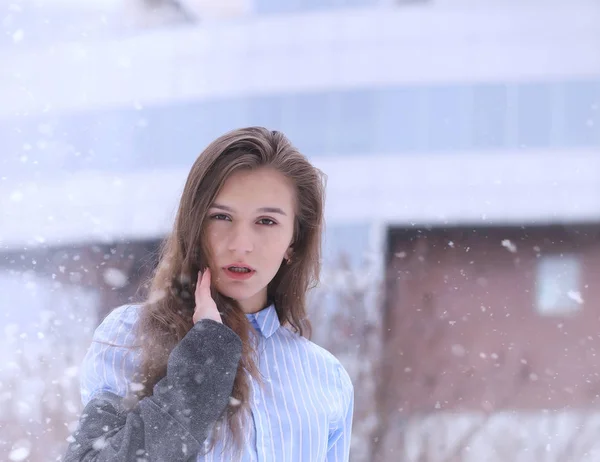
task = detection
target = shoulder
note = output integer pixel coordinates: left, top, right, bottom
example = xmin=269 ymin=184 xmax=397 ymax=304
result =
xmin=93 ymin=304 xmax=142 ymax=344
xmin=283 ymin=328 xmax=354 ymax=393
xmin=309 ymin=339 xmax=353 ymax=393
xmin=284 ymin=331 xmax=354 ymax=426
xmin=79 ymin=304 xmax=144 ymax=405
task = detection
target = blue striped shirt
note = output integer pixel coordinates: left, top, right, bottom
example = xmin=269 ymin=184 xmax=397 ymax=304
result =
xmin=79 ymin=304 xmax=354 ymax=461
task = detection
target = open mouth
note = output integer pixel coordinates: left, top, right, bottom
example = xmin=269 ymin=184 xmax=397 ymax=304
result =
xmin=227 ymin=267 xmax=252 ymax=273
xmin=224 ymin=265 xmax=255 ymax=279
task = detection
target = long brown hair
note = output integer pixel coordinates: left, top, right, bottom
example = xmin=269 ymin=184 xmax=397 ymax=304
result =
xmin=132 ymin=127 xmax=325 ymax=453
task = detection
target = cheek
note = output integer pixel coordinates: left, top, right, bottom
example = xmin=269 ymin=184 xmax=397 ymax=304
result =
xmin=262 ymin=232 xmax=293 ymax=261
xmin=205 ymin=226 xmax=225 ymax=253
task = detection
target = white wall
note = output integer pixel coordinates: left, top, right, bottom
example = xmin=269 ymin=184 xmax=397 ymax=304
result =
xmin=1 ymin=149 xmax=597 ymax=250
xmin=316 ymin=149 xmax=600 ymax=227
xmin=1 ymin=3 xmax=598 ymax=116
xmin=0 ymin=0 xmax=251 ymax=43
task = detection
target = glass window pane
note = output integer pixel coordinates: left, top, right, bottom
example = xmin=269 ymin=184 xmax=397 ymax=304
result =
xmin=280 ymin=92 xmax=330 ymax=155
xmin=0 ymin=118 xmax=28 ymax=179
xmin=424 ymin=85 xmax=471 ymax=151
xmin=69 ymin=111 xmax=135 ymax=171
xmin=562 ymin=81 xmax=600 ymax=147
xmin=343 ymin=0 xmax=378 ymax=6
xmin=254 ymin=0 xmax=300 ymax=14
xmin=330 ymin=89 xmax=375 ymax=154
xmin=373 ymin=86 xmax=424 ymax=153
xmin=204 ymin=98 xmax=250 ymax=141
xmin=472 ymin=84 xmax=509 ymax=149
xmin=248 ymin=95 xmax=285 ymax=132
xmin=300 ymin=0 xmax=337 ymax=11
xmin=536 ymin=254 xmax=582 ymax=317
xmin=131 ymin=104 xmax=205 ymax=170
xmin=516 ymin=83 xmax=553 ymax=148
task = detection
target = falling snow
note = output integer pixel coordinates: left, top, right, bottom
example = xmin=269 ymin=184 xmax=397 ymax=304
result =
xmin=567 ymin=290 xmax=584 ymax=304
xmin=1 ymin=1 xmax=599 ymax=461
xmin=8 ymin=445 xmax=30 ymax=462
xmin=129 ymin=382 xmax=145 ymax=392
xmin=12 ymin=29 xmax=24 ymax=43
xmin=229 ymin=396 xmax=242 ymax=406
xmin=501 ymin=239 xmax=517 ymax=253
xmin=103 ymin=268 xmax=129 ymax=288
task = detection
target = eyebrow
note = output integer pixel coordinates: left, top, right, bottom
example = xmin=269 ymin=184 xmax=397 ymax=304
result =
xmin=211 ymin=203 xmax=288 ymax=216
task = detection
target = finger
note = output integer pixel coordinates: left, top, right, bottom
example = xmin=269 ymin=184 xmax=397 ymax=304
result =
xmin=195 ymin=270 xmax=204 ymax=299
xmin=199 ymin=268 xmax=211 ymax=296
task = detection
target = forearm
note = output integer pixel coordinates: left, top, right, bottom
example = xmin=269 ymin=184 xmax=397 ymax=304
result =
xmin=64 ymin=320 xmax=242 ymax=462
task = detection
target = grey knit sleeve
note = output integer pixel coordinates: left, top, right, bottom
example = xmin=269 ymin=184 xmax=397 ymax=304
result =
xmin=63 ymin=319 xmax=242 ymax=462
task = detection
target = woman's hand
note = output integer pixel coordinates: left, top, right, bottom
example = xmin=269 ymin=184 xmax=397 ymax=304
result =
xmin=193 ymin=269 xmax=222 ymax=324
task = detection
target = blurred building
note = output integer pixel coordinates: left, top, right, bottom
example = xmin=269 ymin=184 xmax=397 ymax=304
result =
xmin=1 ymin=0 xmax=600 ymax=460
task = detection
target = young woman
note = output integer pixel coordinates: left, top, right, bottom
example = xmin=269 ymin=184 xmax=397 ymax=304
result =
xmin=63 ymin=127 xmax=354 ymax=462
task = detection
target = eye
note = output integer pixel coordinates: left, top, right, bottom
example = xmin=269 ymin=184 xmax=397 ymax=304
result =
xmin=210 ymin=214 xmax=231 ymax=221
xmin=257 ymin=218 xmax=277 ymax=226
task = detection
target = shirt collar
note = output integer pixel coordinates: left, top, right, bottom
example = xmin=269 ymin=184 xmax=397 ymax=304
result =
xmin=246 ymin=304 xmax=280 ymax=339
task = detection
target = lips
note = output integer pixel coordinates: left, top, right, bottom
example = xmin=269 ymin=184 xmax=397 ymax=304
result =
xmin=223 ymin=264 xmax=255 ymax=280
xmin=225 ymin=263 xmax=254 ymax=272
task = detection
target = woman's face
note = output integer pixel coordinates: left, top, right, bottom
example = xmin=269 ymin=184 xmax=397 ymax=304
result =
xmin=205 ymin=167 xmax=296 ymax=314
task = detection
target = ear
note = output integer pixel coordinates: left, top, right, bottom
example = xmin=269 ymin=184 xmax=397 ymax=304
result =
xmin=284 ymin=246 xmax=293 ymax=261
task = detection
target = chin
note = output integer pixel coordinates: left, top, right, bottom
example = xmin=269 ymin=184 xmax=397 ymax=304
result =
xmin=217 ymin=284 xmax=260 ymax=303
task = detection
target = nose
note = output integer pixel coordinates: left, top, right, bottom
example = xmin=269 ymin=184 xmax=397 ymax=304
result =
xmin=227 ymin=223 xmax=254 ymax=255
